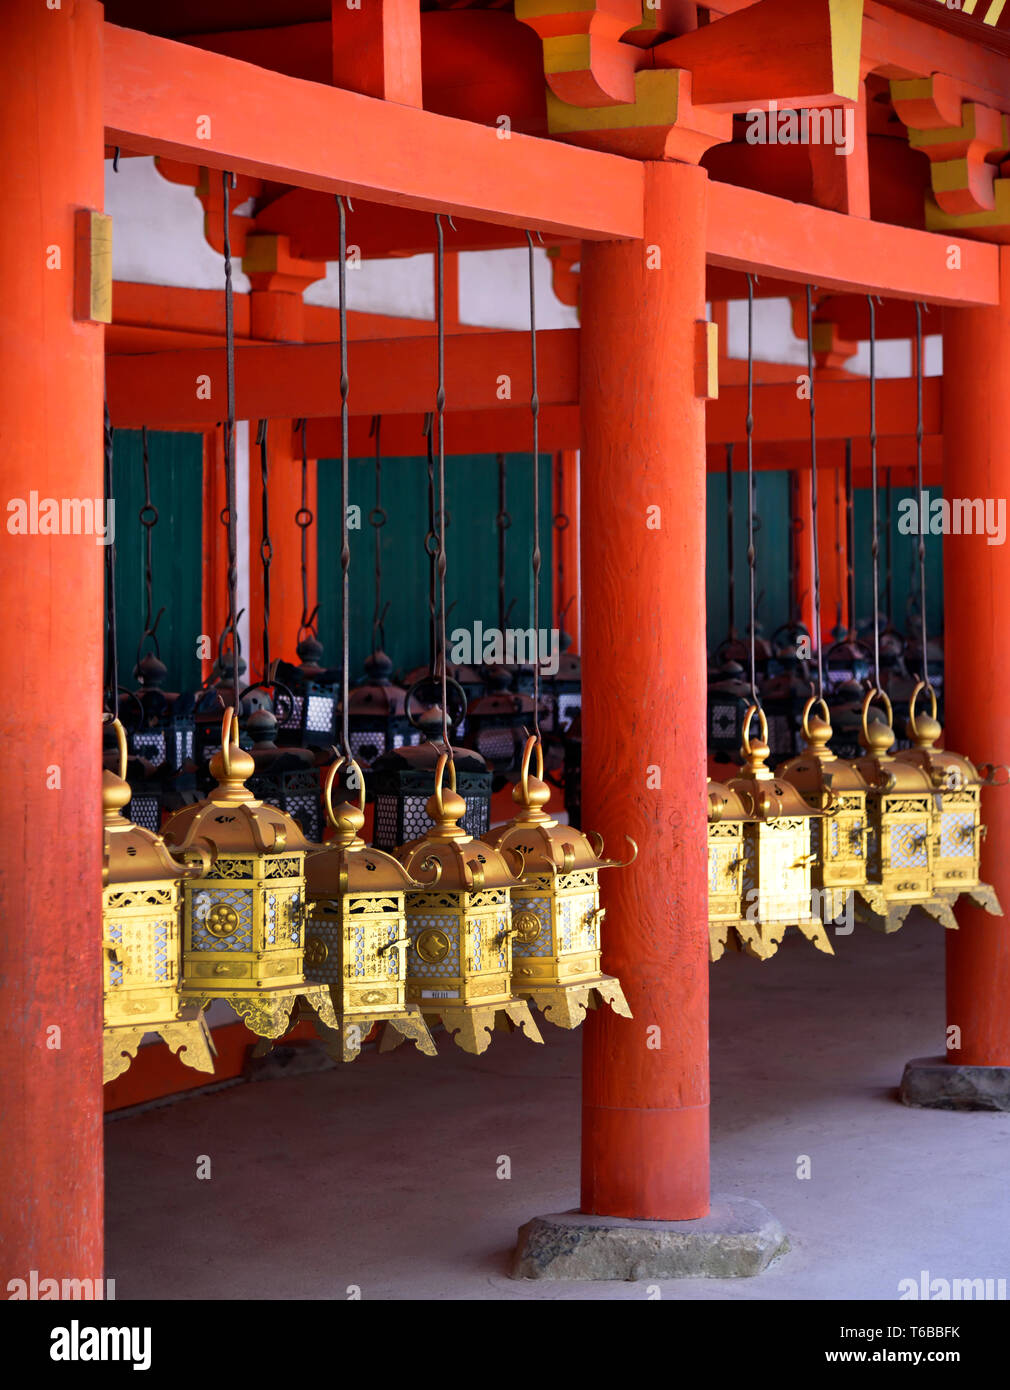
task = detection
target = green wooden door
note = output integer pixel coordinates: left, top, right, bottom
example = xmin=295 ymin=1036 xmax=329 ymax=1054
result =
xmin=109 ymin=429 xmax=204 ymax=697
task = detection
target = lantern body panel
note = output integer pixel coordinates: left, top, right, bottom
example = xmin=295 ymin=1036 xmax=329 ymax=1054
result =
xmin=404 ymin=888 xmax=513 ymax=1008
xmin=183 ymin=853 xmax=306 ymax=994
xmin=104 ymin=879 xmax=181 ymax=1027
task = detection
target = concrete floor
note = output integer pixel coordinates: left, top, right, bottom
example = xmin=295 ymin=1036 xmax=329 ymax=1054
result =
xmin=105 ymin=915 xmax=1010 ymax=1299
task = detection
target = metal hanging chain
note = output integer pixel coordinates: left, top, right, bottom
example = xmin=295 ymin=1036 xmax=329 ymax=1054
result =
xmin=914 ymin=301 xmax=930 ymax=689
xmin=104 ymin=399 xmax=118 ymax=721
xmin=525 ymin=229 xmax=542 ymax=744
xmin=257 ymin=419 xmax=272 ymax=679
xmin=806 ymin=285 xmax=824 ymax=697
xmin=434 ymin=214 xmax=451 ymax=755
xmin=496 ymin=454 xmax=510 ymax=635
xmin=295 ymin=419 xmax=318 ymax=640
xmin=834 ymin=460 xmax=843 ymax=632
xmin=369 ymin=415 xmax=389 ymax=653
xmin=222 ymin=170 xmax=240 ymax=689
xmin=884 ymin=467 xmax=893 ymax=625
xmin=867 ymin=295 xmax=881 ymax=690
xmin=336 ymin=194 xmax=352 ymax=763
xmin=845 ymin=438 xmax=855 ymax=635
xmin=422 ymin=412 xmax=438 ymax=674
xmin=745 ymin=273 xmax=759 ymax=705
xmin=138 ymin=425 xmax=164 ymax=650
xmin=725 ymin=443 xmax=736 ymax=638
xmin=553 ymin=453 xmax=569 ymax=632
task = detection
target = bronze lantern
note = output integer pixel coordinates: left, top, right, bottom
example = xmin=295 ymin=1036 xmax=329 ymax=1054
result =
xmin=484 ymin=737 xmax=634 ymax=1028
xmin=895 ymin=682 xmax=1002 ymax=920
xmin=727 ymin=706 xmax=834 ymax=959
xmin=391 ymin=752 xmax=544 ymax=1054
xmin=776 ymin=696 xmax=870 ymax=925
xmin=102 ymin=719 xmax=215 ymax=1083
xmin=851 ymin=689 xmax=944 ymax=932
xmin=302 ymin=759 xmax=438 ymax=1061
xmin=161 ymin=709 xmax=339 ymax=1039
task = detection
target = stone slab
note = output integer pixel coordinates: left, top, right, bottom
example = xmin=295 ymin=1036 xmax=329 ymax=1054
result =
xmin=900 ymin=1056 xmax=1010 ymax=1112
xmin=511 ymin=1197 xmax=789 ymax=1281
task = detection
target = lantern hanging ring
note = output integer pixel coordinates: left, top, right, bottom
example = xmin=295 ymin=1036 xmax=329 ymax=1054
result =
xmin=520 ymin=733 xmax=544 ymax=799
xmin=800 ymin=694 xmax=831 ymax=743
xmin=860 ymin=687 xmax=893 ymax=748
xmin=106 ymin=716 xmax=128 ymax=781
xmin=431 ymin=750 xmax=459 ymax=818
xmin=907 ymin=679 xmax=938 ymax=740
xmin=323 ymin=755 xmax=366 ymax=825
xmin=741 ymin=703 xmax=769 ymax=758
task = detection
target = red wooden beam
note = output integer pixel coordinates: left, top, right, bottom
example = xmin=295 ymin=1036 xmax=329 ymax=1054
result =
xmin=103 ymin=22 xmax=644 ymax=241
xmin=106 ymin=329 xmax=580 ymax=427
xmin=707 ymin=180 xmax=1000 ymax=305
xmin=709 ymin=376 xmax=939 ymax=441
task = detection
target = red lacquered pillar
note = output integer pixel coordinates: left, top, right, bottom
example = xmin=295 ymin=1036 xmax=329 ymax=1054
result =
xmin=579 ymin=161 xmax=710 ymax=1220
xmin=0 ymin=0 xmax=105 ymax=1280
xmin=943 ymin=248 xmax=1010 ymax=1068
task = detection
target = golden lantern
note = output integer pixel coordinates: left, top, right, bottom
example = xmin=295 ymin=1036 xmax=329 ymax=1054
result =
xmin=776 ymin=696 xmax=870 ymax=925
xmin=484 ymin=737 xmax=634 ymax=1028
xmin=302 ymin=759 xmax=439 ymax=1061
xmin=707 ymin=778 xmax=763 ymax=961
xmin=894 ymin=682 xmax=1002 ymax=920
xmin=727 ymin=706 xmax=834 ymax=959
xmin=391 ymin=752 xmax=544 ymax=1055
xmin=851 ymin=689 xmax=944 ymax=932
xmin=161 ymin=709 xmax=339 ymax=1038
xmin=102 ymin=719 xmax=216 ymax=1083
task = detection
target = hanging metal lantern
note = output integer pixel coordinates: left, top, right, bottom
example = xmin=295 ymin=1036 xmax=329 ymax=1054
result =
xmin=302 ymin=759 xmax=438 ymax=1061
xmin=851 ymin=688 xmax=943 ymax=932
xmin=707 ymin=778 xmax=763 ymax=961
xmin=346 ymin=651 xmax=420 ymax=765
xmin=244 ymin=706 xmax=325 ymax=844
xmin=707 ymin=660 xmax=753 ymax=760
xmin=161 ymin=709 xmax=339 ymax=1039
xmin=484 ymin=738 xmax=632 ymax=1027
xmin=102 ymin=719 xmax=215 ymax=1082
xmin=370 ymin=681 xmax=491 ymax=849
xmin=545 ymin=647 xmax=581 ymax=734
xmin=776 ymin=697 xmax=869 ymax=925
xmin=464 ymin=666 xmax=536 ymax=774
xmin=727 ymin=706 xmax=833 ymax=959
xmin=894 ymin=682 xmax=1001 ymax=919
xmin=129 ymin=653 xmax=197 ymax=772
xmin=391 ymin=752 xmax=543 ymax=1054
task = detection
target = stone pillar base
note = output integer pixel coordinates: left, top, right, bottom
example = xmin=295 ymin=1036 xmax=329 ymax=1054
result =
xmin=900 ymin=1056 xmax=1010 ymax=1111
xmin=511 ymin=1197 xmax=788 ymax=1281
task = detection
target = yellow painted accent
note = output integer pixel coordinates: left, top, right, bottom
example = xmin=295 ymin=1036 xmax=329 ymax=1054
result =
xmin=515 ymin=0 xmax=596 ymax=16
xmin=703 ymin=321 xmax=719 ymax=400
xmin=77 ymin=210 xmax=112 ymax=324
xmin=890 ymin=76 xmax=938 ymax=105
xmin=543 ymin=34 xmax=594 ymax=77
xmin=242 ymin=234 xmax=281 ymax=274
xmin=931 ymin=158 xmax=973 ymax=195
xmin=828 ymin=0 xmax=864 ymax=104
xmin=985 ymin=0 xmax=1007 ymax=26
xmin=924 ymin=179 xmax=1010 ymax=233
xmin=962 ymin=0 xmax=979 ymax=13
xmin=546 ymin=67 xmax=682 ymax=133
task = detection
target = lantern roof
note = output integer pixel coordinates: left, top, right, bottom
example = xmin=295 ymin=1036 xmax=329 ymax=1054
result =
xmin=162 ymin=710 xmax=312 ymax=856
